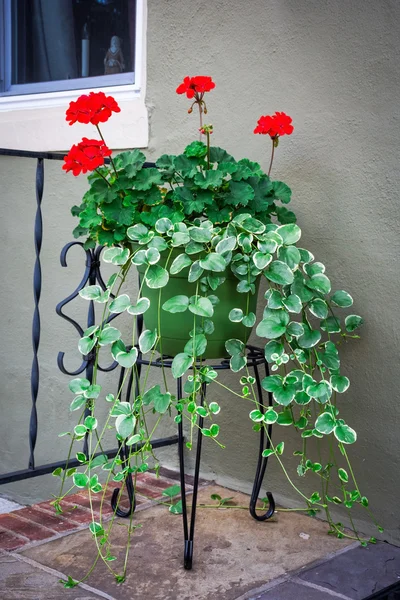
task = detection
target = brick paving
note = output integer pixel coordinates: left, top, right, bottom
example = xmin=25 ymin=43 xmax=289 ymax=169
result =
xmin=0 ymin=469 xmax=191 ymax=553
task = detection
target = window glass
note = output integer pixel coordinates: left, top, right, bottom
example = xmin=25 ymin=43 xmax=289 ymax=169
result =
xmin=10 ymin=0 xmax=135 ymax=88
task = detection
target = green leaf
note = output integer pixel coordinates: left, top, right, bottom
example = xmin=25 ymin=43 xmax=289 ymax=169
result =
xmin=242 ymin=312 xmax=256 ymax=327
xmin=189 ymin=226 xmax=212 ymax=243
xmin=79 ymin=285 xmax=102 ymax=301
xmin=127 ymin=297 xmax=150 ymax=315
xmin=153 ymin=391 xmax=172 ymax=414
xmin=264 ymin=409 xmax=279 ymax=423
xmin=250 ymin=409 xmax=264 ymax=422
xmin=298 ymin=326 xmax=321 ymax=349
xmin=199 ymin=253 xmax=226 ymax=272
xmin=210 ymin=424 xmax=220 ymax=437
xmin=331 ymin=290 xmax=353 ymax=308
xmin=194 ymin=170 xmax=224 ymax=189
xmin=309 ymin=298 xmax=328 ymax=319
xmin=225 ymin=339 xmax=245 ymax=356
xmin=171 ymin=231 xmax=191 ymax=247
xmin=276 ymin=224 xmax=301 ymax=245
xmin=139 ymin=329 xmax=158 ymax=353
xmin=229 ymin=308 xmax=244 ymax=322
xmin=334 ymin=423 xmax=357 ymax=444
xmin=110 ymin=401 xmax=131 ymax=416
xmin=331 ymin=375 xmax=350 ymax=393
xmin=188 ymin=261 xmax=204 ymax=282
xmin=230 ymin=354 xmax=247 ymax=372
xmin=170 ymin=253 xmax=192 ymax=274
xmin=241 ymin=217 xmax=266 ymax=234
xmin=103 ymin=247 xmax=130 ymax=265
xmin=286 ymin=321 xmax=304 ymax=337
xmin=282 ymin=294 xmax=302 ymax=313
xmin=253 ymin=252 xmax=272 ymax=270
xmin=262 ymin=449 xmax=275 ymax=457
xmin=275 ymin=441 xmax=285 ymax=455
xmin=134 ymin=167 xmax=163 ymax=190
xmin=315 ymin=412 xmax=336 ymax=435
xmin=306 ymin=380 xmax=332 ymax=401
xmin=184 ymin=140 xmax=207 ymax=157
xmin=265 ymin=261 xmax=294 ymax=285
xmin=216 ymin=236 xmax=236 ymax=255
xmin=126 ymin=434 xmax=141 ymax=446
xmin=74 ymin=424 xmax=87 ymax=437
xmin=188 ymin=296 xmax=214 ymax=318
xmin=184 ymin=334 xmax=207 ymax=357
xmin=78 ymin=336 xmax=96 ymax=355
xmin=155 ymin=217 xmax=173 ymax=233
xmin=306 ymin=273 xmax=331 ymax=295
xmin=256 ymin=310 xmax=289 ymax=339
xmin=272 ymin=180 xmax=291 ymax=204
xmin=73 ymin=473 xmax=89 ymax=488
xmin=278 ymin=245 xmax=301 ymax=270
xmin=146 ymin=265 xmax=169 ymax=289
xmin=264 ymin=340 xmax=284 ymax=362
xmin=162 ymin=484 xmax=181 ymax=498
xmin=115 ymin=346 xmax=138 ymax=368
xmin=70 ymin=395 xmax=86 ymax=412
xmin=98 ymin=326 xmax=121 ymax=346
xmin=115 ymin=414 xmax=136 ymax=439
xmin=109 ymin=294 xmax=131 ymax=314
xmin=345 ymin=315 xmax=364 ymax=332
xmin=321 ymin=316 xmax=342 ymax=333
xmin=226 ymin=180 xmax=255 ymax=207
xmin=69 ymin=378 xmax=90 ymax=394
xmin=338 ymin=468 xmax=349 ymax=483
xmin=162 ymin=295 xmax=189 ymax=313
xmin=171 ymin=353 xmax=193 ymax=378
xmin=169 ymin=500 xmax=183 ymax=514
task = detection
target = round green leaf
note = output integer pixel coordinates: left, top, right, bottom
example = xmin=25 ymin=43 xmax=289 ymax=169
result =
xmin=73 ymin=473 xmax=89 ymax=488
xmin=345 ymin=315 xmax=364 ymax=332
xmin=253 ymin=252 xmax=272 ymax=270
xmin=146 ymin=265 xmax=169 ymax=289
xmin=331 ymin=375 xmax=350 ymax=393
xmin=116 ymin=414 xmax=136 ymax=439
xmin=306 ymin=273 xmax=331 ymax=295
xmin=274 ymin=384 xmax=296 ymax=406
xmin=315 ymin=412 xmax=336 ymax=434
xmin=261 ymin=375 xmax=283 ymax=393
xmin=242 ymin=312 xmax=256 ymax=327
xmin=256 ymin=310 xmax=289 ymax=339
xmin=265 ymin=261 xmax=294 ymax=285
xmin=109 ymin=294 xmax=131 ymax=314
xmin=298 ymin=327 xmax=321 ymax=349
xmin=276 ymin=224 xmax=301 ymax=245
xmin=286 ymin=321 xmax=304 ymax=337
xmin=338 ymin=468 xmax=349 ymax=483
xmin=188 ymin=296 xmax=214 ymax=318
xmin=172 ymin=352 xmax=194 ymax=379
xmin=309 ymin=298 xmax=328 ymax=319
xmin=78 ymin=336 xmax=96 ymax=355
xmin=216 ymin=236 xmax=237 ymax=255
xmin=155 ymin=217 xmax=173 ymax=233
xmin=225 ymin=339 xmax=245 ymax=356
xmin=278 ymin=246 xmax=301 ymax=270
xmin=69 ymin=378 xmax=90 ymax=394
xmin=98 ymin=326 xmax=121 ymax=346
xmin=127 ymin=297 xmax=150 ymax=315
xmin=170 ymin=253 xmax=192 ymax=275
xmin=334 ymin=423 xmax=357 ymax=444
xmin=282 ymin=294 xmax=302 ymax=314
xmin=229 ymin=308 xmax=244 ymax=323
xmin=139 ymin=329 xmax=158 ymax=354
xmin=264 ymin=340 xmax=284 ymax=362
xmin=79 ymin=285 xmax=102 ymax=300
xmin=199 ymin=253 xmax=227 ymax=272
xmin=250 ymin=409 xmax=264 ymax=422
xmin=331 ymin=290 xmax=353 ymax=308
xmin=70 ymin=395 xmax=86 ymax=412
xmin=115 ymin=347 xmax=138 ymax=368
xmin=230 ymin=354 xmax=247 ymax=372
xmin=162 ymin=295 xmax=189 ymax=314
xmin=146 ymin=248 xmax=160 ymax=265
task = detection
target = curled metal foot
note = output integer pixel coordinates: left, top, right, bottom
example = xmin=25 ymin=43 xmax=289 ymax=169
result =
xmin=250 ymin=490 xmax=276 ymax=521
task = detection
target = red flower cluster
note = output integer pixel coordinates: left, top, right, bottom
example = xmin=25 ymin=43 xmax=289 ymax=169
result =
xmin=176 ymin=76 xmax=215 ymax=98
xmin=254 ymin=111 xmax=294 ymax=138
xmin=62 ymin=138 xmax=112 ymax=176
xmin=66 ymin=91 xmax=120 ymax=126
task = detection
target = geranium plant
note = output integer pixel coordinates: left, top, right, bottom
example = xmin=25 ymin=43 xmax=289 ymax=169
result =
xmin=54 ymin=79 xmax=381 ymax=587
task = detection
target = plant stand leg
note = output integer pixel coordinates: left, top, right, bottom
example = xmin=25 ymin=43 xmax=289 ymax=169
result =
xmin=249 ymin=353 xmax=276 ymax=521
xmin=177 ymin=379 xmax=206 ymax=570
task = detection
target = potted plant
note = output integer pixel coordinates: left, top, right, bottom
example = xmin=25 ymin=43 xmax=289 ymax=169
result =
xmin=54 ymin=79 xmax=381 ymax=587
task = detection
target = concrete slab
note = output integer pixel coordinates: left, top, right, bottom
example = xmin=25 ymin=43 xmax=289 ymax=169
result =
xmin=0 ymin=554 xmax=104 ymax=600
xmin=253 ymin=580 xmax=343 ymax=599
xmin=0 ymin=497 xmax=23 ymax=514
xmin=21 ymin=485 xmax=353 ymax=600
xmin=298 ymin=542 xmax=400 ymax=599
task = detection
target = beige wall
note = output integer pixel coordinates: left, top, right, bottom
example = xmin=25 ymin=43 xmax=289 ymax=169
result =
xmin=1 ymin=0 xmax=399 ymax=544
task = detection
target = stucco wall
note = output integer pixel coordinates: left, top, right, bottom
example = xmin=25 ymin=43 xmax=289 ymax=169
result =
xmin=1 ymin=0 xmax=399 ymax=544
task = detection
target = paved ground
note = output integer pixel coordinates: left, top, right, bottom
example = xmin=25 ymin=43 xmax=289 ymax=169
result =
xmin=0 ymin=476 xmax=399 ymax=599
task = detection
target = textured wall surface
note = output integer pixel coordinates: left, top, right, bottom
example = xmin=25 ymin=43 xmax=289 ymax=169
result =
xmin=1 ymin=0 xmax=399 ymax=543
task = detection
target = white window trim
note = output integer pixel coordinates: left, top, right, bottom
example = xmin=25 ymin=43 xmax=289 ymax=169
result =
xmin=0 ymin=0 xmax=148 ymax=151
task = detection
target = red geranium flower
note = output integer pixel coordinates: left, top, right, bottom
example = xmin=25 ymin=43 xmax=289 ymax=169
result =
xmin=66 ymin=92 xmax=120 ymax=126
xmin=254 ymin=111 xmax=294 ymax=138
xmin=176 ymin=76 xmax=215 ymax=98
xmin=62 ymin=138 xmax=112 ymax=176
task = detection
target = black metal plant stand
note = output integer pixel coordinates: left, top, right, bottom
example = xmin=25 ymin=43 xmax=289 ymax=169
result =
xmin=135 ymin=347 xmax=276 ymax=570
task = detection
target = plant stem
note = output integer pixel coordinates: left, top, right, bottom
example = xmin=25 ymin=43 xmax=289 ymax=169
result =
xmin=96 ymin=124 xmax=118 ymax=178
xmin=268 ymin=137 xmax=275 ymax=177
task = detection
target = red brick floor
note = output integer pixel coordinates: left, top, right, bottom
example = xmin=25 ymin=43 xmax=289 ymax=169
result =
xmin=0 ymin=470 xmax=194 ymax=552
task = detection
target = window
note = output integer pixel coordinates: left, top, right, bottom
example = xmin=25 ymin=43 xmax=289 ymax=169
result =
xmin=1 ymin=0 xmax=137 ymax=96
xmin=0 ymin=0 xmax=148 ymax=151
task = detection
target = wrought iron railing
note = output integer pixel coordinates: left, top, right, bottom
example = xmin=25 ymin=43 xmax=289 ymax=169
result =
xmin=0 ymin=148 xmax=178 ymax=487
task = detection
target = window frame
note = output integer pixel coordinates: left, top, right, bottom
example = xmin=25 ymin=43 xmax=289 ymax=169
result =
xmin=0 ymin=0 xmax=144 ymax=106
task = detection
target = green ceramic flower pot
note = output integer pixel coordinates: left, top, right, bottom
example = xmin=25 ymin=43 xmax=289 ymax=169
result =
xmin=136 ymin=248 xmax=259 ymax=359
